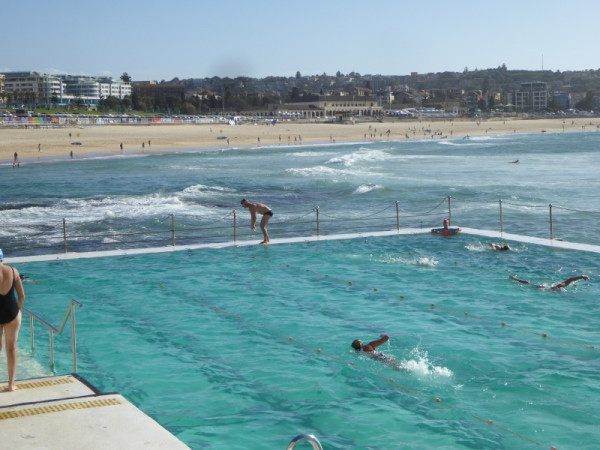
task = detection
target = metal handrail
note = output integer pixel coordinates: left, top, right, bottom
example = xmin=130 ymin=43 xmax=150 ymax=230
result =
xmin=287 ymin=434 xmax=323 ymax=450
xmin=22 ymin=300 xmax=83 ymax=373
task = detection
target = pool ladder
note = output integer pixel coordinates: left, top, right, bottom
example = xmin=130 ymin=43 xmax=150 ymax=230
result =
xmin=287 ymin=434 xmax=323 ymax=450
xmin=22 ymin=300 xmax=82 ymax=373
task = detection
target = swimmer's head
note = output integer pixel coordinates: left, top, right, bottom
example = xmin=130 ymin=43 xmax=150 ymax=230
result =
xmin=351 ymin=339 xmax=362 ymax=350
xmin=240 ymin=199 xmax=248 ymax=207
xmin=443 ymin=219 xmax=449 ymax=225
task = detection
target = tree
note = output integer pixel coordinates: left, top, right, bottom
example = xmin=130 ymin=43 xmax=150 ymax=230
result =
xmin=120 ymin=72 xmax=132 ymax=82
xmin=72 ymin=96 xmax=85 ymax=110
xmin=575 ymin=90 xmax=595 ymax=110
xmin=477 ymin=98 xmax=487 ymax=111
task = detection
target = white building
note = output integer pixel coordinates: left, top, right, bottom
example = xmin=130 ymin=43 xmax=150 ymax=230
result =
xmin=0 ymin=71 xmax=131 ymax=107
xmin=60 ymin=75 xmax=132 ymax=106
xmin=2 ymin=71 xmax=63 ymax=105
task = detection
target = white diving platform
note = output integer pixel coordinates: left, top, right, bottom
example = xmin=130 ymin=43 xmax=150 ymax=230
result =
xmin=6 ymin=227 xmax=600 ymax=265
xmin=0 ymin=374 xmax=188 ymax=449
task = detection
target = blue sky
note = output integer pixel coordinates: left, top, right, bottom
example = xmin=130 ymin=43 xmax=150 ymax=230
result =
xmin=2 ymin=0 xmax=599 ymax=81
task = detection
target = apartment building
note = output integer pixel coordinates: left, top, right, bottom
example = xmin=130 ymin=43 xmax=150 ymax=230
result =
xmin=1 ymin=71 xmax=131 ymax=107
xmin=2 ymin=71 xmax=63 ymax=105
xmin=513 ymin=82 xmax=549 ymax=111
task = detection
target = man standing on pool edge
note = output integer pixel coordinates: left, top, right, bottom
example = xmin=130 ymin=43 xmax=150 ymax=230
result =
xmin=241 ymin=199 xmax=273 ymax=245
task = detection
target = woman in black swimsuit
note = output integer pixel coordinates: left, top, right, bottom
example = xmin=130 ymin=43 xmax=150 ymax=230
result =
xmin=0 ymin=249 xmax=25 ymax=392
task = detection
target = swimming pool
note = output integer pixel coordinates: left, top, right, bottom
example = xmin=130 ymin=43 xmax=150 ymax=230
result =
xmin=16 ymin=232 xmax=600 ymax=449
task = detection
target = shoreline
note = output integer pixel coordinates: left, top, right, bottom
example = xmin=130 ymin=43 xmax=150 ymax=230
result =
xmin=1 ymin=117 xmax=599 ymax=164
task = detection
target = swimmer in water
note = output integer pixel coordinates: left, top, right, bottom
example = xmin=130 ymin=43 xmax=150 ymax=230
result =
xmin=509 ymin=275 xmax=589 ymax=291
xmin=351 ymin=334 xmax=398 ymax=365
xmin=489 ymin=243 xmax=511 ymax=251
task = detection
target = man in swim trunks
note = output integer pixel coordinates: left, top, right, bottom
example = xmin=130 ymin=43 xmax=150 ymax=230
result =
xmin=241 ymin=199 xmax=273 ymax=245
xmin=0 ymin=248 xmax=25 ymax=391
xmin=431 ymin=219 xmax=460 ymax=236
xmin=509 ymin=274 xmax=589 ymax=291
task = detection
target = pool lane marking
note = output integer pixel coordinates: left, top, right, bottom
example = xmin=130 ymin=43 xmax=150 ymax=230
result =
xmin=193 ymin=298 xmax=355 ymax=366
xmin=430 ymin=303 xmax=595 ymax=349
xmin=195 ymin=297 xmax=556 ymax=450
xmin=280 ymin=262 xmax=597 ymax=351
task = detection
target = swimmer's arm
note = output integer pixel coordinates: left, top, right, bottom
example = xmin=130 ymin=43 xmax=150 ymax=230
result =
xmin=509 ymin=276 xmax=530 ymax=285
xmin=556 ymin=275 xmax=589 ymax=288
xmin=365 ymin=334 xmax=389 ymax=351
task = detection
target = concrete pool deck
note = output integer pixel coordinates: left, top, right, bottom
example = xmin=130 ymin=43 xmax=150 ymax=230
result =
xmin=0 ymin=374 xmax=188 ymax=449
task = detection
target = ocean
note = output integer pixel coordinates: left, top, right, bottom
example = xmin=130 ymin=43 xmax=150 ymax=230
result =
xmin=1 ymin=130 xmax=599 ymax=449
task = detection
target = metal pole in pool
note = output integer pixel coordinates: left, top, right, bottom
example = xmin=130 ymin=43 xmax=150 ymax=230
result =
xmin=447 ymin=196 xmax=452 ymax=225
xmin=316 ymin=206 xmax=320 ymax=236
xmin=62 ymin=218 xmax=68 ymax=253
xmin=171 ymin=214 xmax=176 ymax=246
xmin=499 ymin=199 xmax=504 ymax=233
xmin=549 ymin=203 xmax=554 ymax=240
xmin=395 ymin=201 xmax=400 ymax=231
xmin=233 ymin=210 xmax=237 ymax=241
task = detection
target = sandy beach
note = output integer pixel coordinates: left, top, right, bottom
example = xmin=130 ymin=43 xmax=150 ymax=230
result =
xmin=1 ymin=117 xmax=599 ymax=163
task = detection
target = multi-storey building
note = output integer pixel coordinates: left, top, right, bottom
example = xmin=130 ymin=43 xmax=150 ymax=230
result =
xmin=0 ymin=71 xmax=131 ymax=107
xmin=2 ymin=71 xmax=63 ymax=106
xmin=61 ymin=75 xmax=132 ymax=106
xmin=513 ymin=82 xmax=549 ymax=111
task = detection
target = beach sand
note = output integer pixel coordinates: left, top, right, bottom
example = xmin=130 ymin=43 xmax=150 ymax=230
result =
xmin=1 ymin=117 xmax=599 ymax=163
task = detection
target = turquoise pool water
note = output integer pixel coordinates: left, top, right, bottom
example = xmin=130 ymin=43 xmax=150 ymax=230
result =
xmin=17 ymin=233 xmax=599 ymax=449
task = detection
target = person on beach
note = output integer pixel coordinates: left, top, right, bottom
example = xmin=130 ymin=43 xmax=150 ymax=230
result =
xmin=489 ymin=243 xmax=511 ymax=251
xmin=0 ymin=249 xmax=25 ymax=392
xmin=241 ymin=199 xmax=273 ymax=244
xmin=351 ymin=334 xmax=397 ymax=365
xmin=509 ymin=275 xmax=589 ymax=291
